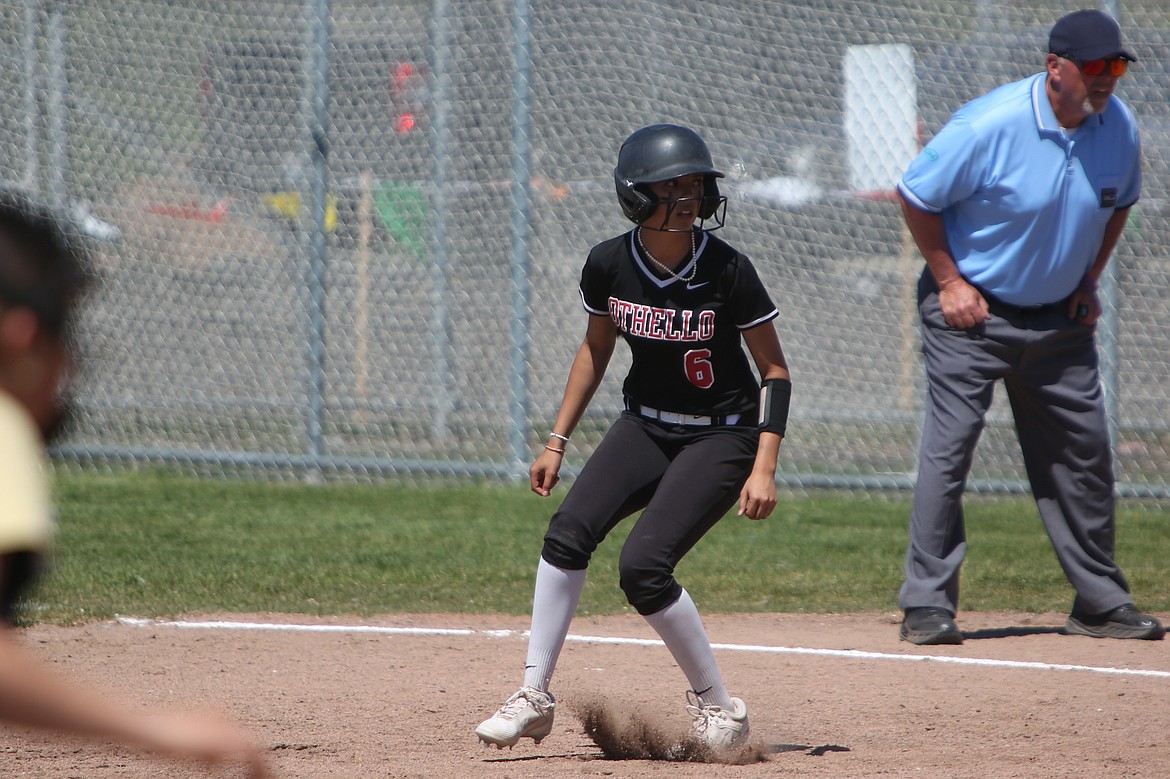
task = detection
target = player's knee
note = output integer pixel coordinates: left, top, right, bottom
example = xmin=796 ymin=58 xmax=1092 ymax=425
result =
xmin=542 ymin=504 xmax=609 ymax=569
xmin=618 ymin=555 xmax=679 ymax=616
xmin=540 ymin=529 xmax=593 ymax=570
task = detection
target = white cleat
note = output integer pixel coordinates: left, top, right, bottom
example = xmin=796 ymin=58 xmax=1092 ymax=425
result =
xmin=475 ymin=687 xmax=555 ymax=749
xmin=686 ymin=691 xmax=750 ymax=751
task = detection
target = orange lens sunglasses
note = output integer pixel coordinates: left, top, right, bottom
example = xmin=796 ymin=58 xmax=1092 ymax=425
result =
xmin=1071 ymin=57 xmax=1129 ymax=77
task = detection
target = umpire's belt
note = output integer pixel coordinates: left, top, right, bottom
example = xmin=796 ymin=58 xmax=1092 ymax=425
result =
xmin=626 ymin=399 xmax=740 ymax=427
xmin=974 ymin=284 xmax=1067 ymax=315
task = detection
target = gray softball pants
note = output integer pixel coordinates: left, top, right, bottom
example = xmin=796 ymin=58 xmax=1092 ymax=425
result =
xmin=899 ymin=271 xmax=1133 ymax=617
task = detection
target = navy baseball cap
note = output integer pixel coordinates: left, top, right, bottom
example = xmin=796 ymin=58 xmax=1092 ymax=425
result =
xmin=1048 ymin=9 xmax=1136 ymax=62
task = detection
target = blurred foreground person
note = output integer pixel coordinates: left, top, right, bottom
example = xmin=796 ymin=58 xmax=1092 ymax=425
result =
xmin=0 ymin=185 xmax=269 ymax=777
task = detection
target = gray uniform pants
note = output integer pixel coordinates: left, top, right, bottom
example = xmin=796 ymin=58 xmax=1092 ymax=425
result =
xmin=899 ymin=271 xmax=1132 ymax=616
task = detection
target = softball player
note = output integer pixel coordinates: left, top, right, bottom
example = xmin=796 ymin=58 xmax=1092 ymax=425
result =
xmin=476 ymin=124 xmax=791 ymax=753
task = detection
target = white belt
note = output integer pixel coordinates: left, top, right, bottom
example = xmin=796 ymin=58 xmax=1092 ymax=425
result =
xmin=634 ymin=404 xmax=740 ymax=427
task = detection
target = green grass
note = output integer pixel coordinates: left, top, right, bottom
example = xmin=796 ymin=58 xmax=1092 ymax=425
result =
xmin=26 ymin=469 xmax=1170 ymax=624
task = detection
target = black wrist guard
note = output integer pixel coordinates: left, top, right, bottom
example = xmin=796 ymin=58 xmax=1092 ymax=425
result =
xmin=757 ymin=378 xmax=791 ymax=437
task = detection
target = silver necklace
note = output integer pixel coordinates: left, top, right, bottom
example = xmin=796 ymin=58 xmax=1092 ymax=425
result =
xmin=637 ymin=227 xmax=698 ymax=283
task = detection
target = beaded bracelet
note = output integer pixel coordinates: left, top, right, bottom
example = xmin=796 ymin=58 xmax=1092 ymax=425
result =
xmin=549 ymin=432 xmax=570 ymax=443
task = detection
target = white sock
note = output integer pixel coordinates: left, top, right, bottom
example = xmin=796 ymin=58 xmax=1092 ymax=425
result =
xmin=522 ymin=557 xmax=586 ymax=692
xmin=643 ymin=588 xmax=734 ymax=710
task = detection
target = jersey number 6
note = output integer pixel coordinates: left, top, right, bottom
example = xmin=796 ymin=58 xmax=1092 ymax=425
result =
xmin=685 ymin=348 xmax=715 ymax=389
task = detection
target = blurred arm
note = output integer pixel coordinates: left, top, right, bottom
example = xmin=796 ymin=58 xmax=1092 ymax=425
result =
xmin=0 ymin=628 xmax=268 ymax=777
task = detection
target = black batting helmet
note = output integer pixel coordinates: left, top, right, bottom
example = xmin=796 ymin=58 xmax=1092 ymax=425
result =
xmin=613 ymin=124 xmax=726 ymax=229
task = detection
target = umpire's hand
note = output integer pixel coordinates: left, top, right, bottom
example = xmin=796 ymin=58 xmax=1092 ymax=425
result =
xmin=938 ymin=277 xmax=990 ymax=329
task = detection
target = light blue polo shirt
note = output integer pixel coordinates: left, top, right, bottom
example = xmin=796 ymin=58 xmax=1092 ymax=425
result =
xmin=898 ymin=72 xmax=1141 ymax=306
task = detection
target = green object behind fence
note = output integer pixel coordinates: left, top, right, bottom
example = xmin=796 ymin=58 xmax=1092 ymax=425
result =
xmin=374 ymin=182 xmax=428 ymax=261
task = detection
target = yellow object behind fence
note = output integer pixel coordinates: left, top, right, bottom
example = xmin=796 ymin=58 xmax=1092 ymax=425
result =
xmin=263 ymin=191 xmax=339 ymax=232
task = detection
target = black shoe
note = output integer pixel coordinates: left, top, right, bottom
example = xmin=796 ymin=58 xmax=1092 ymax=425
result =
xmin=1066 ymin=604 xmax=1165 ymax=640
xmin=900 ymin=607 xmax=964 ymax=645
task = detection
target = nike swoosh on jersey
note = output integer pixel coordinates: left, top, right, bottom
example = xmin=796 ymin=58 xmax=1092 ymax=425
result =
xmin=686 ymin=281 xmax=709 ymax=290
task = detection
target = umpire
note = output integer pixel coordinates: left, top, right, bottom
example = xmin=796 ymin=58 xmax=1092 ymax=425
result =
xmin=894 ymin=9 xmax=1164 ymax=645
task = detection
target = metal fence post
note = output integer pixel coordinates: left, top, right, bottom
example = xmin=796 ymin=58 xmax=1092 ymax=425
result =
xmin=23 ymin=0 xmax=40 ymax=191
xmin=304 ymin=0 xmax=331 ymax=480
xmin=509 ymin=0 xmax=534 ymax=479
xmin=46 ymin=1 xmax=68 ymax=207
xmin=428 ymin=0 xmax=454 ymax=441
xmin=1099 ymin=0 xmax=1124 ymax=457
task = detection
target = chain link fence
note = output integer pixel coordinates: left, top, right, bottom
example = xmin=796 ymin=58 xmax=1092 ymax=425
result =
xmin=3 ymin=0 xmax=1169 ymax=499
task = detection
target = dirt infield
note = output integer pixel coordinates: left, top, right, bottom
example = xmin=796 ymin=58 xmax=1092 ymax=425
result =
xmin=4 ymin=611 xmax=1168 ymax=778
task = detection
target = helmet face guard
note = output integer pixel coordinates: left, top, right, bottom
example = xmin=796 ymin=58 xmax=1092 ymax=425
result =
xmin=634 ymin=187 xmax=727 ymax=232
xmin=613 ymin=124 xmax=727 ymax=231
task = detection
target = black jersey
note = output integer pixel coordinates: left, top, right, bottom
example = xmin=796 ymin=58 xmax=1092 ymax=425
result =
xmin=578 ymin=228 xmax=778 ymax=417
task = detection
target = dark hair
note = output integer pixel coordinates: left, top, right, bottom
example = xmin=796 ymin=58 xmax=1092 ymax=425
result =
xmin=0 ymin=186 xmax=91 ymax=337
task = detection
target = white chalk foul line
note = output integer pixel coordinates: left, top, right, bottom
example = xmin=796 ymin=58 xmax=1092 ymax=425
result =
xmin=116 ymin=616 xmax=476 ymax=637
xmin=115 ymin=617 xmax=1170 ymax=680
